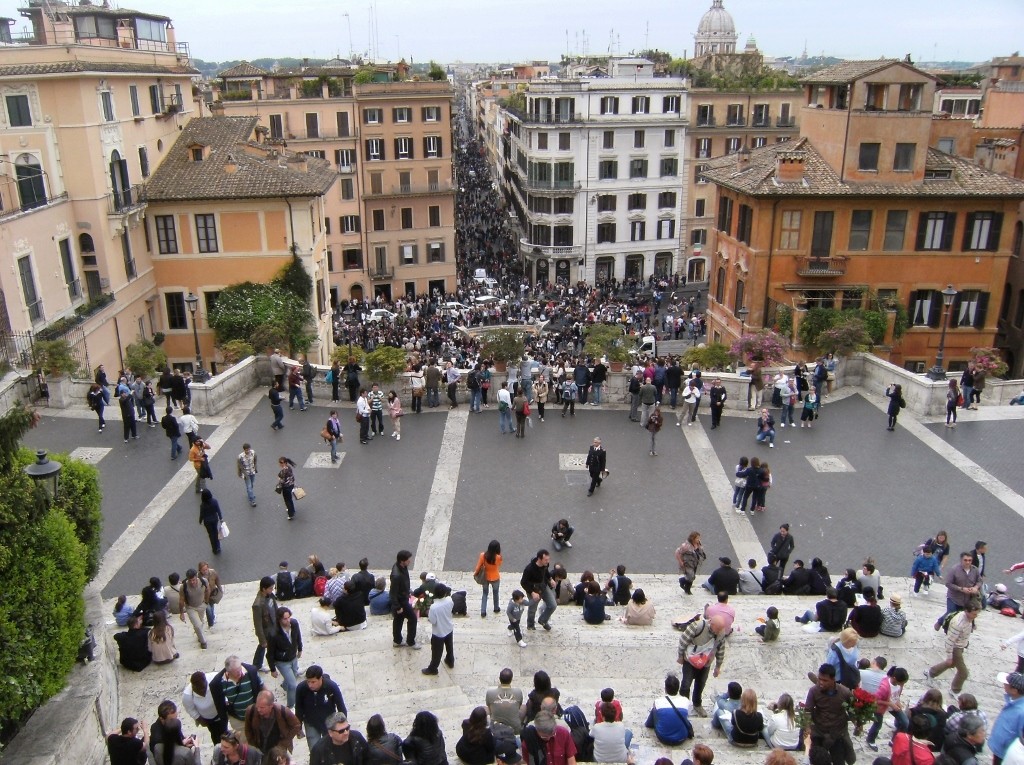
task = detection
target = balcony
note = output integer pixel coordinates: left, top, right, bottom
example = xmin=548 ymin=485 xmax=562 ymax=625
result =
xmin=362 ymin=180 xmax=454 ymax=199
xmin=696 ymin=116 xmax=716 ymax=127
xmin=506 ymin=107 xmax=583 ymax=125
xmin=519 ymin=238 xmax=582 ymax=258
xmin=725 ymin=118 xmax=746 ymax=127
xmin=369 ymin=266 xmax=394 ymax=281
xmin=0 ymin=192 xmax=69 ymax=222
xmin=107 ymin=184 xmax=147 ymax=215
xmin=795 ymin=256 xmax=848 ymax=277
xmin=776 ymin=117 xmax=795 ymax=127
xmin=752 ymin=118 xmax=771 ymax=127
xmin=523 ymin=178 xmax=581 ymax=192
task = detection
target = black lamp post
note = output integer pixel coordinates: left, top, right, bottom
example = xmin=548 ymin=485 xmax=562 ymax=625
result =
xmin=24 ymin=449 xmax=62 ymax=501
xmin=184 ymin=292 xmax=210 ymax=382
xmin=927 ymin=285 xmax=959 ymax=381
xmin=737 ymin=305 xmax=749 ymax=338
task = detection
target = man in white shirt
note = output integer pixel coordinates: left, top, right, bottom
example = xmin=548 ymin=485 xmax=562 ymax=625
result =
xmin=737 ymin=559 xmax=764 ymax=595
xmin=179 ymin=406 xmax=200 ymax=447
xmin=421 ymin=583 xmax=455 ymax=675
xmin=182 ymin=670 xmax=226 ymax=744
xmin=497 ymin=382 xmax=514 ymax=435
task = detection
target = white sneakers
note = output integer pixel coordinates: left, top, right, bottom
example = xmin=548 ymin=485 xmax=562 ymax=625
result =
xmin=518 ymin=640 xmax=528 ymax=647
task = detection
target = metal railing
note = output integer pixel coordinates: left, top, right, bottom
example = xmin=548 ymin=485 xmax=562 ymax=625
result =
xmin=0 ymin=192 xmax=68 ymax=221
xmin=363 ymin=180 xmax=454 ymax=198
xmin=107 ymin=184 xmax=147 ymax=215
xmin=776 ymin=117 xmax=795 ymax=127
xmin=796 ymin=256 xmax=848 ymax=276
xmin=519 ymin=239 xmax=582 ymax=257
xmin=369 ymin=267 xmax=394 ymax=281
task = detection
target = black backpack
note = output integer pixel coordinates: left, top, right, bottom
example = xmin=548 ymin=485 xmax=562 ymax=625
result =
xmin=831 ymin=643 xmax=861 ymax=688
xmin=562 ymin=705 xmax=594 ymax=762
xmin=451 ymin=590 xmax=468 ymax=616
xmin=276 ymin=571 xmax=295 ymax=601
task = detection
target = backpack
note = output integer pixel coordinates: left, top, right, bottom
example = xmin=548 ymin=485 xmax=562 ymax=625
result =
xmin=451 ymin=590 xmax=468 ymax=616
xmin=831 ymin=643 xmax=861 ymax=688
xmin=313 ymin=575 xmax=328 ymax=597
xmin=764 ymin=579 xmax=783 ymax=595
xmin=940 ymin=610 xmax=959 ymax=633
xmin=562 ymin=705 xmax=594 ymax=762
xmin=276 ymin=571 xmax=295 ymax=601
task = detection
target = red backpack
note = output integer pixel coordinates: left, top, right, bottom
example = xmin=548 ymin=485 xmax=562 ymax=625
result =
xmin=313 ymin=576 xmax=327 ymax=597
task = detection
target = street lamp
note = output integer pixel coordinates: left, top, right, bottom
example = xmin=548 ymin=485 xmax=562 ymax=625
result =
xmin=184 ymin=292 xmax=210 ymax=382
xmin=927 ymin=285 xmax=959 ymax=381
xmin=737 ymin=305 xmax=749 ymax=338
xmin=24 ymin=449 xmax=61 ymax=501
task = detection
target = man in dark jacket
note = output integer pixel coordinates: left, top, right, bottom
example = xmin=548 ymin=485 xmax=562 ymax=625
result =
xmin=628 ymin=372 xmax=643 ymax=422
xmin=783 ymin=560 xmax=813 ymax=595
xmin=390 ymin=549 xmax=419 ymax=648
xmin=521 ymin=549 xmax=556 ymax=631
xmin=707 ymin=377 xmax=727 ymax=429
xmin=311 ymin=712 xmax=369 ymax=765
xmin=350 ymin=558 xmax=375 ymax=605
xmin=770 ymin=524 xmax=796 ymax=574
xmin=591 ymin=359 xmax=607 ymax=405
xmin=244 ymin=689 xmax=302 ymax=754
xmin=703 ymin=557 xmax=740 ymax=595
xmin=295 ymin=665 xmax=347 ymax=752
xmin=585 ymin=436 xmax=607 ymax=496
xmin=795 ymin=587 xmax=849 ymax=631
xmin=573 ymin=360 xmax=591 ymax=404
xmin=210 ymin=655 xmax=264 ymax=728
xmin=941 ymin=715 xmax=987 ymax=765
xmin=252 ymin=576 xmax=278 ymax=671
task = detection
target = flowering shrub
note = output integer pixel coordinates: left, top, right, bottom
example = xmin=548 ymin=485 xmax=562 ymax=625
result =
xmin=209 ymin=281 xmax=315 ymax=355
xmin=817 ymin=318 xmax=872 ymax=356
xmin=970 ymin=347 xmax=1008 ymax=377
xmin=730 ymin=329 xmax=788 ymax=365
xmin=845 ymin=687 xmax=878 ymax=728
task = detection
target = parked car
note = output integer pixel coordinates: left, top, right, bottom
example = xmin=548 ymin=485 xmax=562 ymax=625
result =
xmin=365 ymin=308 xmax=397 ymax=323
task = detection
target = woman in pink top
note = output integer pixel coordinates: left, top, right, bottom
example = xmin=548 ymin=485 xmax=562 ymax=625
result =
xmin=387 ymin=390 xmax=404 ymax=441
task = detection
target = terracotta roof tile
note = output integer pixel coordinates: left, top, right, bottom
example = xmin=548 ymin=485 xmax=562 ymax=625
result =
xmin=146 ymin=116 xmax=337 ymax=201
xmin=218 ymin=61 xmax=269 ymax=78
xmin=18 ymin=2 xmax=170 ymax=20
xmin=801 ymin=59 xmax=935 ymax=84
xmin=0 ymin=61 xmax=197 ymax=77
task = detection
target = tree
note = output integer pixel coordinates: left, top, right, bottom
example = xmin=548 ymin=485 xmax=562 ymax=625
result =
xmin=816 ymin=317 xmax=872 ymax=357
xmin=354 ymin=67 xmax=375 ymax=84
xmin=208 ymin=282 xmax=315 ymax=355
xmin=125 ymin=339 xmax=168 ymax=377
xmin=682 ymin=343 xmax=732 ymax=371
xmin=730 ymin=329 xmax=788 ymax=366
xmin=32 ymin=339 xmax=79 ymax=378
xmin=480 ymin=328 xmax=525 ymax=366
xmin=584 ymin=324 xmax=629 ymax=363
xmin=970 ymin=346 xmax=1009 ymax=377
xmin=363 ymin=346 xmax=407 ymax=383
xmin=217 ymin=339 xmax=254 ymax=365
xmin=427 ymin=61 xmax=446 ymax=81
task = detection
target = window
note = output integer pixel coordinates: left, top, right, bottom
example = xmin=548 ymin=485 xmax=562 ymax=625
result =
xmin=366 ymin=138 xmax=384 ymax=161
xmin=695 ymin=199 xmax=706 ymax=217
xmin=737 ymin=204 xmax=753 ymax=245
xmin=735 ymin=279 xmax=745 ymax=314
xmin=343 ymin=248 xmax=362 ymax=270
xmin=963 ymin=212 xmax=1002 ymax=251
xmin=395 ymin=137 xmax=413 ymax=159
xmin=602 ymin=130 xmax=614 ymax=149
xmin=364 ymin=108 xmax=382 ymax=124
xmin=658 ymin=192 xmax=677 ymax=209
xmin=342 ymin=215 xmax=361 ymax=233
xmin=697 ymin=104 xmax=714 ymax=126
xmin=553 ymin=225 xmax=573 ymax=246
xmin=15 ymin=255 xmax=41 ymax=323
xmin=634 ymin=130 xmax=645 ymax=149
xmin=880 ymin=210 xmax=907 ymax=251
xmin=663 ymin=95 xmax=680 ymax=113
xmin=195 ymin=214 xmax=218 ymax=253
xmin=779 ymin=103 xmax=792 ymax=125
xmin=190 ymin=147 xmax=204 ymax=162
xmin=632 ymin=96 xmax=650 ymax=114
xmin=336 ymin=111 xmax=350 ymax=137
xmin=841 ymin=289 xmax=863 ymax=311
xmin=537 ymin=132 xmax=548 ymax=150
xmin=664 ymin=129 xmax=675 ymax=148
xmin=597 ymin=195 xmax=616 ymax=212
xmin=779 ymin=210 xmax=801 ymax=249
xmin=149 ymin=84 xmax=161 ymax=114
xmin=155 ymin=215 xmax=178 ymax=254
xmin=951 ymin=290 xmax=988 ymax=329
xmin=554 ymin=162 xmax=573 ymax=186
xmin=717 ymin=197 xmax=734 ymax=236
xmin=101 ymin=91 xmax=114 ymax=122
xmin=937 ymin=137 xmax=954 ymax=154
xmin=422 ymin=106 xmax=441 ymax=122
xmin=429 ymin=206 xmax=441 ymax=227
xmin=657 ymin=219 xmax=676 ymax=240
xmin=393 ymin=107 xmax=411 ymax=123
xmin=893 ymin=143 xmax=916 ymax=171
xmin=372 ymin=209 xmax=385 ymax=231
xmin=630 ymin=221 xmax=646 ymax=241
xmin=424 ymin=136 xmax=442 ymax=158
xmin=598 ymin=160 xmax=617 ymax=180
xmin=428 ymin=169 xmax=440 ymax=190
xmin=726 ymin=137 xmax=741 ymax=154
xmin=325 ymin=217 xmax=331 ymax=235
xmin=597 ymin=222 xmax=616 ymax=243
xmin=692 ymin=228 xmax=707 ymax=245
xmin=660 ymin=157 xmax=678 ymax=177
xmin=627 ymin=193 xmax=646 ymax=210
xmin=204 ymin=291 xmax=220 ymax=320
xmin=340 ymin=178 xmax=354 ymax=200
xmin=335 ymin=148 xmax=355 ymax=168
xmin=305 ymin=113 xmax=319 ymax=138
xmin=58 ymin=239 xmax=80 ymax=300
xmin=400 ymin=244 xmax=418 ymax=264
xmin=15 ymin=153 xmax=46 ymax=210
xmin=859 ymin=142 xmax=880 ymax=171
xmin=1016 ymin=289 xmax=1024 ymax=329
xmin=848 ymin=210 xmax=872 ymax=250
xmin=165 ymin=292 xmax=188 ymax=330
xmin=531 ymin=224 xmax=551 ymax=245
xmin=629 ymin=159 xmax=648 ymax=178
xmin=752 ymin=104 xmax=769 ymax=126
xmin=75 ymin=15 xmax=116 ymax=39
xmin=600 ymin=96 xmax=619 ymax=115
xmin=554 ymin=197 xmax=573 ymax=214
xmin=428 ymin=242 xmax=445 ymax=262
xmin=916 ymin=212 xmax=955 ymax=251
xmin=696 ymin=137 xmax=712 ymax=159
xmin=269 ymin=114 xmax=283 ymax=139
xmin=400 ymin=208 xmax=413 ymax=229
xmin=715 ymin=266 xmax=725 ymax=303
xmin=558 ymin=132 xmax=570 ymax=150
xmin=129 ymin=85 xmax=140 ymax=117
xmin=530 ymin=196 xmax=552 ymax=214
xmin=138 ymin=146 xmax=149 ymax=178
xmin=910 ymin=290 xmax=942 ymax=327
xmin=811 ymin=211 xmax=834 ymax=258
xmin=726 ymin=104 xmax=744 ymax=125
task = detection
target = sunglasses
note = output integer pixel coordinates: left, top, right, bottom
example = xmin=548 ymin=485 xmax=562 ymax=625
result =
xmin=330 ymin=726 xmax=351 ymax=734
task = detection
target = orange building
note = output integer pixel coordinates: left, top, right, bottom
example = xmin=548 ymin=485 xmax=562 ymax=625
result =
xmin=145 ymin=117 xmax=337 ymax=368
xmin=702 ymin=59 xmax=1024 ymax=372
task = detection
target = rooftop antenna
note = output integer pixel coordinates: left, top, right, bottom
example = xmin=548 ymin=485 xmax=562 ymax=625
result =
xmin=341 ymin=12 xmax=354 ymax=59
xmin=644 ymin=22 xmax=649 ymax=52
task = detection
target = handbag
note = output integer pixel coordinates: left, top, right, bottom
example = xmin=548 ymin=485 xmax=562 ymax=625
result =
xmin=685 ymin=642 xmax=716 ymax=669
xmin=293 ymin=487 xmax=307 ymax=500
xmin=473 ymin=561 xmax=488 ymax=586
xmin=218 ymin=520 xmax=230 ymax=539
xmin=321 ymin=426 xmax=335 ymax=441
xmin=355 ymin=412 xmax=363 ymax=423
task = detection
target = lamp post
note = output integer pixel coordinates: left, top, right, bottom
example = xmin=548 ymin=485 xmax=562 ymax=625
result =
xmin=24 ymin=449 xmax=62 ymax=501
xmin=927 ymin=285 xmax=959 ymax=381
xmin=184 ymin=292 xmax=210 ymax=382
xmin=737 ymin=305 xmax=749 ymax=338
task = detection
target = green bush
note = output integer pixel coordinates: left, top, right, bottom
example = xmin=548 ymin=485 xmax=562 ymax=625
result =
xmin=218 ymin=339 xmax=255 ymax=365
xmin=798 ymin=308 xmax=840 ymax=350
xmin=125 ymin=339 xmax=168 ymax=378
xmin=208 ymin=281 xmax=314 ymax=355
xmin=681 ymin=343 xmax=732 ymax=371
xmin=364 ymin=346 xmax=408 ymax=383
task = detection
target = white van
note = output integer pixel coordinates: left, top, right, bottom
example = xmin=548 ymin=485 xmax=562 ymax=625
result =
xmin=473 ymin=269 xmax=498 ymax=289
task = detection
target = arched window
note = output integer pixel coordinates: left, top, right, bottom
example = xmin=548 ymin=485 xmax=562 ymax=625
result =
xmin=109 ymin=149 xmax=131 ymax=210
xmin=15 ymin=154 xmax=46 ymax=210
xmin=78 ymin=233 xmax=95 ymax=253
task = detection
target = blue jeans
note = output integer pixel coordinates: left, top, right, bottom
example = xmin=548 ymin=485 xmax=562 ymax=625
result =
xmin=470 ymin=389 xmax=482 ymax=412
xmin=289 ymin=387 xmax=305 ymax=409
xmin=592 ymin=383 xmax=602 ymax=404
xmin=781 ymin=403 xmax=795 ymax=425
xmin=756 ymin=428 xmax=775 ymax=445
xmin=427 ymin=387 xmax=440 ymax=407
xmin=526 ymin=584 xmax=556 ymax=628
xmin=961 ymin=386 xmax=973 ymax=408
xmin=242 ymin=474 xmax=256 ymax=505
xmin=866 ymin=710 xmax=909 ymax=744
xmin=271 ymin=404 xmax=284 ymax=429
xmin=205 ymin=603 xmax=216 ymax=627
xmin=169 ymin=435 xmax=181 ymax=459
xmin=499 ymin=409 xmax=513 ymax=433
xmin=329 ymin=437 xmax=338 ymax=461
xmin=275 ymin=657 xmax=300 ymax=707
xmin=481 ymin=580 xmax=499 ymax=615
xmin=521 ymin=378 xmax=533 ymax=402
xmin=305 ymin=725 xmax=323 ymax=753
xmin=669 ymin=387 xmax=678 ymax=407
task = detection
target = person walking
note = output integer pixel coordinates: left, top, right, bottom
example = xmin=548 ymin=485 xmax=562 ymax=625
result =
xmin=708 ymin=378 xmax=727 ymax=429
xmin=390 ymin=550 xmax=420 ymax=649
xmin=925 ymin=600 xmax=981 ymax=695
xmin=288 ymin=365 xmax=306 ymax=411
xmin=560 ymin=378 xmax=578 ymax=418
xmin=647 ymin=404 xmax=663 ymax=456
xmin=513 ymin=388 xmax=528 ymax=438
xmin=675 ymin=531 xmax=706 ymax=595
xmin=520 ymin=550 xmax=556 ymax=632
xmin=676 ymin=614 xmax=731 ymax=717
xmin=88 ymin=383 xmax=107 ymax=431
xmin=356 ymin=389 xmax=371 ymax=444
xmin=161 ymin=406 xmax=182 ymax=460
xmin=252 ymin=576 xmax=279 ymax=672
xmin=179 ymin=568 xmax=210 ymax=650
xmin=323 ymin=411 xmax=342 ymax=463
xmin=628 ymin=371 xmax=642 ymax=422
xmin=301 ymin=355 xmax=316 ymax=406
xmin=534 ymin=376 xmax=549 ymax=422
xmin=886 ymin=383 xmax=906 ymax=431
xmin=329 ymin=359 xmax=341 ymax=403
xmin=269 ymin=381 xmax=285 ymax=430
xmin=586 ymin=437 xmax=607 ymax=496
xmin=343 ymin=356 xmax=362 ymax=403
xmin=946 ymin=379 xmax=961 ymax=427
xmin=276 ymin=457 xmax=298 ymax=521
xmin=805 ymin=664 xmax=854 ymax=765
xmin=424 ymin=362 xmax=441 ymax=409
xmin=421 ymin=584 xmax=455 ymax=675
xmin=142 ymin=379 xmax=158 ymax=426
xmin=473 ymin=540 xmax=502 ymax=617
xmin=119 ymin=389 xmax=138 ymax=443
xmin=387 ymin=390 xmax=403 ymax=441
xmin=237 ymin=443 xmax=258 ymax=507
xmin=198 ymin=561 xmax=221 ymax=628
xmin=179 ymin=406 xmax=200 ymax=446
xmin=935 ymin=551 xmax=982 ymax=629
xmin=199 ymin=488 xmax=224 ymax=556
xmin=189 ymin=438 xmax=211 ymax=495
xmin=268 ymin=607 xmax=303 ymax=709
xmin=769 ymin=524 xmax=796 ymax=575
xmin=409 ymin=363 xmax=425 ymax=414
xmin=639 ymin=376 xmax=657 ymax=428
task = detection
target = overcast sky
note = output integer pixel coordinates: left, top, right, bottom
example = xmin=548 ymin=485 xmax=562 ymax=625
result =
xmin=4 ymin=0 xmax=1021 ymax=65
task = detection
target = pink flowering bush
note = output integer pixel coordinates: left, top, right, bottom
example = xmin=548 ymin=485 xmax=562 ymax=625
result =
xmin=970 ymin=347 xmax=1008 ymax=377
xmin=730 ymin=329 xmax=788 ymax=365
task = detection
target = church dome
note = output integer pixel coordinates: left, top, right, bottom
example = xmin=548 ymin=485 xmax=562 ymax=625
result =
xmin=697 ymin=0 xmax=736 ymax=37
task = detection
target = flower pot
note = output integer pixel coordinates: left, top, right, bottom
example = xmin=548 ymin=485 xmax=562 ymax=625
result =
xmin=610 ymin=361 xmax=624 ymax=372
xmin=494 ymin=361 xmax=507 ymax=373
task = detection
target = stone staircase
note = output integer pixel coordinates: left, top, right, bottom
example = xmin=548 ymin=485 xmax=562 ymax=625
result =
xmin=112 ymin=573 xmax=1020 ymax=765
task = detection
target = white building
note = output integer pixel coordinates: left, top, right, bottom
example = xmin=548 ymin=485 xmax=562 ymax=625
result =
xmin=496 ymin=59 xmax=688 ymax=285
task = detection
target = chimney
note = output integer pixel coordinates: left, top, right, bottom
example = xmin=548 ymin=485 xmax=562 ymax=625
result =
xmin=736 ymin=146 xmax=751 ymax=170
xmin=287 ymin=154 xmax=308 ymax=173
xmin=776 ymin=150 xmax=807 ymax=183
xmin=224 ymin=153 xmax=238 ymax=174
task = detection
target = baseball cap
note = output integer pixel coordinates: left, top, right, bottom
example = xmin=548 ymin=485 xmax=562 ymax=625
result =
xmin=997 ymin=672 xmax=1024 ymax=693
xmin=719 ymin=556 xmax=732 ymax=565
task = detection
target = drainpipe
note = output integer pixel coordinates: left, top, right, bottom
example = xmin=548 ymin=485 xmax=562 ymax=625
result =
xmin=839 ymin=84 xmax=853 ymax=183
xmin=762 ymin=198 xmax=781 ymax=328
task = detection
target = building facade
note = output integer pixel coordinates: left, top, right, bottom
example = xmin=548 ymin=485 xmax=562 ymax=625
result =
xmin=701 ymin=59 xmax=1024 ymax=371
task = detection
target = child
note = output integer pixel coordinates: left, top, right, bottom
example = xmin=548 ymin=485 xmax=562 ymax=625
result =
xmin=507 ymin=590 xmax=527 ymax=647
xmin=755 ymin=606 xmax=780 ymax=642
xmin=910 ymin=548 xmax=942 ymax=596
xmin=800 ymin=391 xmax=818 ymax=427
xmin=594 ymin=687 xmax=624 ymax=723
xmin=732 ymin=456 xmax=749 ymax=509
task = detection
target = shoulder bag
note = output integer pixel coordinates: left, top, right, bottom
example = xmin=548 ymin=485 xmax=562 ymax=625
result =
xmin=474 ymin=554 xmax=488 ymax=585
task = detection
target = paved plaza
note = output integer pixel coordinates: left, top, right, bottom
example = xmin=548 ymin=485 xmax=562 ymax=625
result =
xmin=24 ymin=386 xmax=1024 ymax=765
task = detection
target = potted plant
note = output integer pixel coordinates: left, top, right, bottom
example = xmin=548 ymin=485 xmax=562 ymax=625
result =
xmin=480 ymin=328 xmax=525 ymax=373
xmin=125 ymin=339 xmax=169 ymax=378
xmin=729 ymin=329 xmax=788 ymax=367
xmin=364 ymin=346 xmax=408 ymax=384
xmin=218 ymin=339 xmax=255 ymax=367
xmin=33 ymin=339 xmax=79 ymax=409
xmin=584 ymin=324 xmax=630 ymax=372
